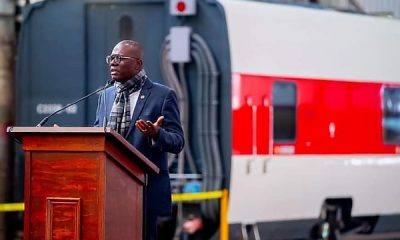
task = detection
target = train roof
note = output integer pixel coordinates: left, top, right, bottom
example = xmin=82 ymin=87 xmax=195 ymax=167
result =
xmin=219 ymin=0 xmax=400 ymax=83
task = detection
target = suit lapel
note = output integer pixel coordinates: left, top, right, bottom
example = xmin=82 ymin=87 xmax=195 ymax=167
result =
xmin=125 ymin=79 xmax=153 ymax=138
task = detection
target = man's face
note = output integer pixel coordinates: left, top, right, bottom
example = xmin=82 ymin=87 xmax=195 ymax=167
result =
xmin=109 ymin=43 xmax=142 ymax=82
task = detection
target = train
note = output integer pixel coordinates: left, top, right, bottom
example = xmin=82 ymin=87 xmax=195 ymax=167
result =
xmin=15 ymin=0 xmax=400 ymax=239
xmin=224 ymin=0 xmax=400 ymax=239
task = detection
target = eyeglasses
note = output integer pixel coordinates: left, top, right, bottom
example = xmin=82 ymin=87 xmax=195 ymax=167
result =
xmin=105 ymin=54 xmax=140 ymax=64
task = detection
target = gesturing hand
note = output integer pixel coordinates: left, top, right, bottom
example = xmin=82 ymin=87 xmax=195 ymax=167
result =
xmin=135 ymin=116 xmax=164 ymax=139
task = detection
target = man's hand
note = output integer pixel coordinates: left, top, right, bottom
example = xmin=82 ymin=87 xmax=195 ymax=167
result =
xmin=135 ymin=116 xmax=164 ymax=139
xmin=183 ymin=217 xmax=203 ymax=234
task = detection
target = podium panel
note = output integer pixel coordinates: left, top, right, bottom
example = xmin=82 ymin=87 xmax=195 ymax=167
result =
xmin=8 ymin=127 xmax=158 ymax=240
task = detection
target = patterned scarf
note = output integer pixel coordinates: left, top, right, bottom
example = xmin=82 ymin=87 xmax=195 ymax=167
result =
xmin=108 ymin=69 xmax=148 ymax=137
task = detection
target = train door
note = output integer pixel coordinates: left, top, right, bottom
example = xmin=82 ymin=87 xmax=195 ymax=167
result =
xmin=229 ymin=78 xmax=299 ymax=235
xmin=232 ymin=74 xmax=274 ymax=158
xmin=86 ymin=2 xmax=166 ymax=123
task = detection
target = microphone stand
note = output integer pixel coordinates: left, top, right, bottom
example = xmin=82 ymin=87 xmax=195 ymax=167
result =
xmin=36 ymin=80 xmax=114 ymax=127
xmin=103 ymin=86 xmax=109 ymax=129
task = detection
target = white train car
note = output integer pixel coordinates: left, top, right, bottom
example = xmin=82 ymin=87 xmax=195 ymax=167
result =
xmin=220 ymin=0 xmax=400 ymax=238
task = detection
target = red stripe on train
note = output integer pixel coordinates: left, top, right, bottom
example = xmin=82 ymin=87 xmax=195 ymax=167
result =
xmin=232 ymin=73 xmax=400 ymax=155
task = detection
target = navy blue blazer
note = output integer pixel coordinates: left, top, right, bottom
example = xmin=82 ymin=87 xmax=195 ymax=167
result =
xmin=94 ymin=79 xmax=184 ymax=214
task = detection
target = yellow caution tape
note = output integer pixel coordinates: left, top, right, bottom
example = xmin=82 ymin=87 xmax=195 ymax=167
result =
xmin=172 ymin=190 xmax=223 ymax=202
xmin=0 ymin=202 xmax=24 ymax=212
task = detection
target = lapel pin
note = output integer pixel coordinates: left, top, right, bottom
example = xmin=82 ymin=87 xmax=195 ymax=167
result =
xmin=140 ymin=95 xmax=145 ymax=100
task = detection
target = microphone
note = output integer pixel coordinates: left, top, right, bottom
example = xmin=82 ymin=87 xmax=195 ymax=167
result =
xmin=36 ymin=80 xmax=115 ymax=127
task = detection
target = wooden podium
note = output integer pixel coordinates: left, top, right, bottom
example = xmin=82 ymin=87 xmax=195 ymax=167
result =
xmin=7 ymin=127 xmax=159 ymax=240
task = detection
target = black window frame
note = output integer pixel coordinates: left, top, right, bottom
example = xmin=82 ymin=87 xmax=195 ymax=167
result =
xmin=382 ymin=86 xmax=400 ymax=145
xmin=272 ymin=81 xmax=297 ymax=143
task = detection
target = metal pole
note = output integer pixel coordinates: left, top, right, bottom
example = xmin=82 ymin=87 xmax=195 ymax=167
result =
xmin=0 ymin=0 xmax=15 ymax=239
xmin=220 ymin=189 xmax=229 ymax=240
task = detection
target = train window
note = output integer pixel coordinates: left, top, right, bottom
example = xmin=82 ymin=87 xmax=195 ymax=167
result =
xmin=119 ymin=15 xmax=133 ymax=40
xmin=383 ymin=87 xmax=400 ymax=144
xmin=273 ymin=81 xmax=297 ymax=142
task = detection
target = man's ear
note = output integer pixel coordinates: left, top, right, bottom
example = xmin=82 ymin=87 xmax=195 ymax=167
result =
xmin=137 ymin=59 xmax=143 ymax=70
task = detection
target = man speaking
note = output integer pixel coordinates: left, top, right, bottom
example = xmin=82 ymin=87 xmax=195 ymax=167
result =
xmin=94 ymin=40 xmax=184 ymax=240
